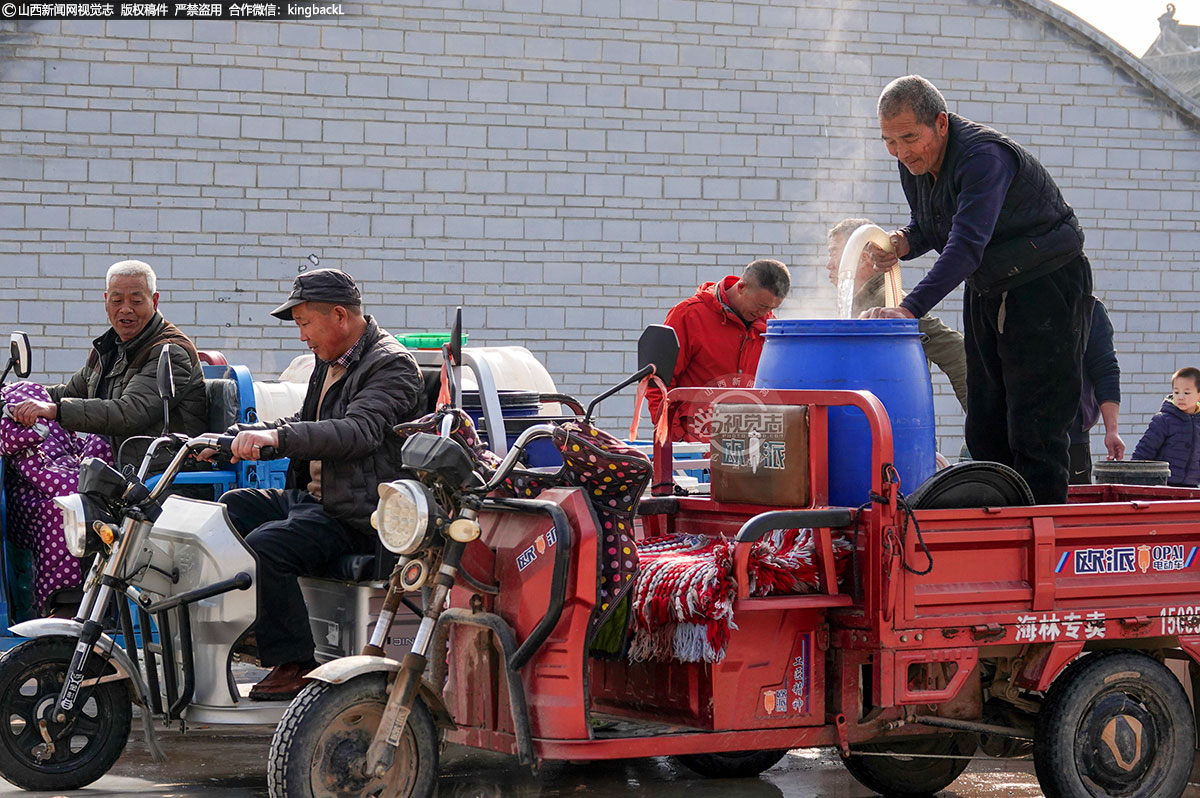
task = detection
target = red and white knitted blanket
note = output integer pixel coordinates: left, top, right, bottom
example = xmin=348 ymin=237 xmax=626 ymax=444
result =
xmin=629 ymin=528 xmax=851 ymax=664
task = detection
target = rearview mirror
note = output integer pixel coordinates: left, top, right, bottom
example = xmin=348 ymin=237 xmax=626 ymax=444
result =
xmin=583 ymin=325 xmax=682 ymax=424
xmin=156 ymin=344 xmax=175 ymax=401
xmin=8 ymin=331 xmax=30 ymax=379
xmin=637 ymin=324 xmax=679 ymax=381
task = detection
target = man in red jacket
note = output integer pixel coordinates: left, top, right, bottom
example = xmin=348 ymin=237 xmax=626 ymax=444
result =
xmin=651 ymin=259 xmax=791 ymax=441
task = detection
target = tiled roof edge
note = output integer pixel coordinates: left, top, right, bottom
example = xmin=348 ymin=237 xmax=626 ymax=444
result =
xmin=1015 ymin=0 xmax=1200 ymax=124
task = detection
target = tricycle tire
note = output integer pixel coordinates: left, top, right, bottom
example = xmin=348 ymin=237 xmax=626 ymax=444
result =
xmin=841 ymin=733 xmax=975 ymax=797
xmin=0 ymin=636 xmax=131 ymax=791
xmin=907 ymin=461 xmax=1034 ymax=509
xmin=267 ymin=672 xmax=438 ymax=798
xmin=1032 ymin=650 xmax=1194 ymax=798
xmin=673 ymin=748 xmax=788 ymax=778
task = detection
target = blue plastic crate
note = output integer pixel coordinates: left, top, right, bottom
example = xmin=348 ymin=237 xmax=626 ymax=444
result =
xmin=250 ymin=457 xmax=290 ymax=490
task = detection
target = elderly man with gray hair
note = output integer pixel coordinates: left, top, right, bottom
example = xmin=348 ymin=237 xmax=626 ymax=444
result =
xmin=11 ymin=259 xmax=208 ymax=466
xmin=862 ymin=75 xmax=1092 ymax=504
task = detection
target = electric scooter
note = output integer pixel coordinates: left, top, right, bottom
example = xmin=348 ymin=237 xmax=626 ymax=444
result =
xmin=267 ymin=324 xmax=680 ymax=798
xmin=0 ymin=344 xmax=279 ymax=791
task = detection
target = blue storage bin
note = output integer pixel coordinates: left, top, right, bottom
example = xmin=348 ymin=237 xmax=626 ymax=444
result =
xmin=464 ymin=390 xmax=564 ymax=468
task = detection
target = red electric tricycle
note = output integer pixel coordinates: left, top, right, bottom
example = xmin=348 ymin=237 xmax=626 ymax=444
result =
xmin=269 ymin=324 xmax=1200 ymax=798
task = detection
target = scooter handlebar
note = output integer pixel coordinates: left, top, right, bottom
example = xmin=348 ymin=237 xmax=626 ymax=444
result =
xmin=482 ymin=423 xmax=559 ymax=492
xmin=210 ymin=434 xmax=236 ymax=452
xmin=199 ymin=434 xmax=279 ymax=460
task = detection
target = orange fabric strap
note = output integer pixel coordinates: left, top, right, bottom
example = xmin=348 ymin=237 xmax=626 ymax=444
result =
xmin=436 ymin=358 xmax=451 ymax=408
xmin=629 ymin=374 xmax=670 ymax=445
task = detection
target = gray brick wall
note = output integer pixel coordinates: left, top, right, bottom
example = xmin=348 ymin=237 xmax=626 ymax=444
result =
xmin=1 ymin=0 xmax=1199 ymax=466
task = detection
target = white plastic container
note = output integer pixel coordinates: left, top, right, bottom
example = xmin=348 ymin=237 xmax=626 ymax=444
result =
xmin=252 ymin=381 xmax=307 ymax=423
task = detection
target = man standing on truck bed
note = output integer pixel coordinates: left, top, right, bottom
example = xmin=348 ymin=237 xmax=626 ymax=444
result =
xmin=862 ymin=75 xmax=1092 ymax=505
xmin=1070 ymin=297 xmax=1124 ymax=484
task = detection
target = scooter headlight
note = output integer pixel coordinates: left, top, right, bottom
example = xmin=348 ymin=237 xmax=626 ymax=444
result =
xmin=371 ymin=480 xmax=432 ymax=555
xmin=54 ymin=494 xmax=118 ymax=559
xmin=56 ymin=494 xmax=89 ymax=558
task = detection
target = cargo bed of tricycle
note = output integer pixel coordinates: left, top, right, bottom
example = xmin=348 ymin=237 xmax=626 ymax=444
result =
xmin=438 ymin=387 xmax=1200 ymax=798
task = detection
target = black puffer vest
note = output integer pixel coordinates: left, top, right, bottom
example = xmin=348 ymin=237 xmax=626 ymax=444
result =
xmin=899 ymin=114 xmax=1085 ymax=295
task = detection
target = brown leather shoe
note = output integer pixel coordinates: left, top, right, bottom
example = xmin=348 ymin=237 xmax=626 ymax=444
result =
xmin=248 ymin=660 xmax=317 ymax=702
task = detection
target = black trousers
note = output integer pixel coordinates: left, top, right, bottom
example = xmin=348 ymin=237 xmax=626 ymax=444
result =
xmin=221 ymin=488 xmax=355 ymax=667
xmin=963 ymin=255 xmax=1092 ymax=505
xmin=1068 ymin=440 xmax=1092 ymax=485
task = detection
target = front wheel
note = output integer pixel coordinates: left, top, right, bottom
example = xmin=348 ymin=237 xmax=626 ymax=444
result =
xmin=0 ymin=636 xmax=132 ymax=791
xmin=673 ymin=749 xmax=789 ymax=778
xmin=841 ymin=733 xmax=976 ymax=797
xmin=1033 ymin=650 xmax=1194 ymax=798
xmin=268 ymin=672 xmax=439 ymax=798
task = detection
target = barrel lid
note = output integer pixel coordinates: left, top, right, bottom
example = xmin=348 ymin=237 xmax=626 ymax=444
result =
xmin=478 ymin=414 xmax=573 ymax=433
xmin=1092 ymin=459 xmax=1170 ymax=472
xmin=1092 ymin=459 xmax=1171 ymax=485
xmin=765 ymin=318 xmax=920 ymax=335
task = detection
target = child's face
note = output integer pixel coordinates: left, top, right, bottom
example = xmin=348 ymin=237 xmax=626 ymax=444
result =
xmin=1172 ymin=377 xmax=1200 ymax=411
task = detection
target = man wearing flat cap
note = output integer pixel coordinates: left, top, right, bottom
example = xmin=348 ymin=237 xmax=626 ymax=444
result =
xmin=216 ymin=268 xmax=422 ymax=700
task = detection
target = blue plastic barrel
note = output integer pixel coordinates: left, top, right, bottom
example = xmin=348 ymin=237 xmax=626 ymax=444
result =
xmin=754 ymin=319 xmax=936 ymax=506
xmin=463 ymin=390 xmax=563 ymax=467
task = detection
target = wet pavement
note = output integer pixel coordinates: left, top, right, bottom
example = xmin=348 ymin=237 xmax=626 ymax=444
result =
xmin=1 ymin=726 xmax=1200 ymax=798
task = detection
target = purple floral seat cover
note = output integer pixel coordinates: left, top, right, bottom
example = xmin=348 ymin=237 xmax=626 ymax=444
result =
xmin=1 ymin=382 xmax=112 ymax=613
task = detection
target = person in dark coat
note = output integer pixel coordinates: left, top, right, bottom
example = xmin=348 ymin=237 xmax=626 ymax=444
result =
xmin=862 ymin=75 xmax=1092 ymax=505
xmin=1132 ymin=367 xmax=1200 ymax=487
xmin=9 ymin=259 xmax=208 ymax=467
xmin=1068 ymin=298 xmax=1125 ymax=484
xmin=214 ymin=269 xmax=423 ymax=700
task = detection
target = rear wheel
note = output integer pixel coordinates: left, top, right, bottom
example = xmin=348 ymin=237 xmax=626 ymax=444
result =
xmin=268 ymin=672 xmax=439 ymax=798
xmin=841 ymin=733 xmax=976 ymax=797
xmin=673 ymin=748 xmax=788 ymax=778
xmin=1033 ymin=650 xmax=1193 ymax=798
xmin=0 ymin=636 xmax=131 ymax=791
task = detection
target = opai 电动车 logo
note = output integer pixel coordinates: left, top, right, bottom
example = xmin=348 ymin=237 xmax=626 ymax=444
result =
xmin=1060 ymin=544 xmax=1198 ymax=575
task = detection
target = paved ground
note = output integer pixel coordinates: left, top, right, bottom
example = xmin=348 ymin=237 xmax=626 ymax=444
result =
xmin=1 ymin=724 xmax=1199 ymax=798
